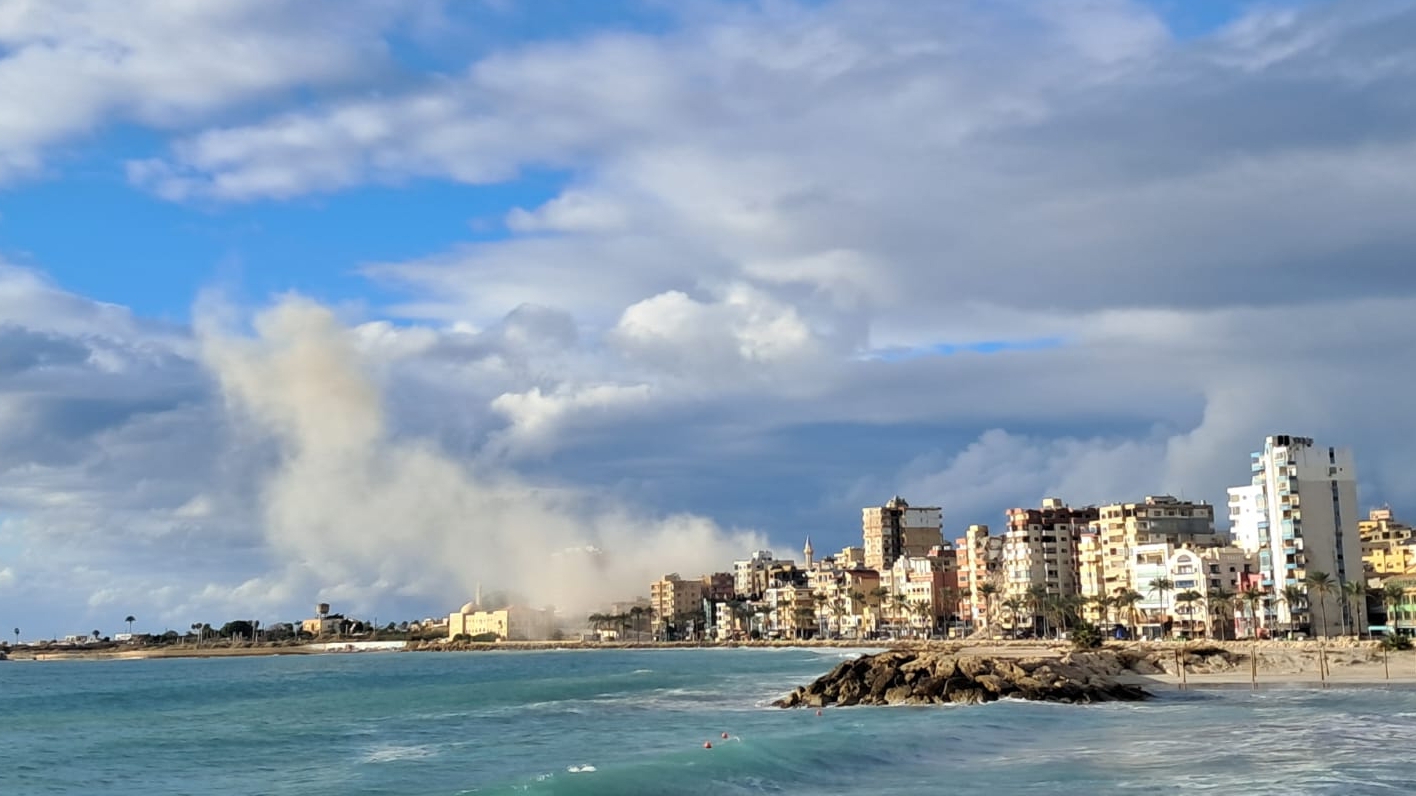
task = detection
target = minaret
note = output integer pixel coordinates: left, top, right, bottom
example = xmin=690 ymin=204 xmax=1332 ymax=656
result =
xmin=475 ymin=582 xmax=483 ymax=609
xmin=803 ymin=536 xmax=814 ymax=569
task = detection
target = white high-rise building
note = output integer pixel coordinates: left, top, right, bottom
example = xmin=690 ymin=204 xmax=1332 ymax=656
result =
xmin=1227 ymin=435 xmax=1361 ymax=636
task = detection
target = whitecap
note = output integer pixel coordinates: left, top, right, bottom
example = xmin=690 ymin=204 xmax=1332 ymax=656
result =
xmin=567 ymin=764 xmax=597 ymax=773
xmin=363 ymin=744 xmax=436 ymax=763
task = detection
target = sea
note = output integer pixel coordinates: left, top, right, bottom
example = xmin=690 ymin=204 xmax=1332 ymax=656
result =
xmin=2 ymin=648 xmax=1414 ymax=795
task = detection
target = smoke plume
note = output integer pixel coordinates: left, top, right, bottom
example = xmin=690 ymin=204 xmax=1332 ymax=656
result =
xmin=198 ymin=296 xmax=767 ymax=618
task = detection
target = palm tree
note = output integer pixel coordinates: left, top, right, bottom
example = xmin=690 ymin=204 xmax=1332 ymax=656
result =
xmin=1281 ymin=584 xmax=1307 ymax=638
xmin=891 ymin=592 xmax=908 ymax=637
xmin=911 ymin=600 xmax=934 ymax=636
xmin=869 ymin=586 xmax=890 ymax=635
xmin=1382 ymin=584 xmax=1406 ymax=636
xmin=848 ymin=591 xmax=866 ymax=638
xmin=1239 ymin=586 xmax=1265 ymax=639
xmin=1116 ymin=590 xmax=1144 ymax=640
xmin=1002 ymin=597 xmax=1027 ymax=639
xmin=793 ymin=605 xmax=816 ymax=639
xmin=124 ymin=615 xmax=136 ymax=635
xmin=1174 ymin=591 xmax=1203 ymax=637
xmin=977 ymin=582 xmax=1000 ymax=632
xmin=1342 ymin=581 xmax=1370 ymax=638
xmin=1147 ymin=577 xmax=1174 ymax=639
xmin=828 ymin=595 xmax=848 ymax=639
xmin=1305 ymin=571 xmax=1337 ymax=639
xmin=1207 ymin=587 xmax=1236 ymax=640
xmin=12 ymin=627 xmax=18 ymax=646
xmin=1026 ymin=584 xmax=1050 ymax=637
xmin=812 ymin=592 xmax=830 ymax=638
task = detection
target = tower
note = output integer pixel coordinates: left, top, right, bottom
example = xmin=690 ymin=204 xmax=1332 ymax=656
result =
xmin=1228 ymin=434 xmax=1360 ymax=636
xmin=803 ymin=536 xmax=814 ymax=569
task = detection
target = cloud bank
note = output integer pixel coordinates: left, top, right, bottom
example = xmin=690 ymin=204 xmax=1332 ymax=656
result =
xmin=198 ymin=295 xmax=765 ymax=615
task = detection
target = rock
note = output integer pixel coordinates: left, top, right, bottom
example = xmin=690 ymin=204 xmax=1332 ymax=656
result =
xmin=772 ymin=650 xmax=1151 ymax=709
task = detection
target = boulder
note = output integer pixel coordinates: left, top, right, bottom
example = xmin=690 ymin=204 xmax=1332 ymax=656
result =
xmin=773 ymin=650 xmax=1151 ymax=708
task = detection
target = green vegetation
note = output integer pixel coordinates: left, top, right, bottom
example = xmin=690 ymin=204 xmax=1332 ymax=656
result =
xmin=1069 ymin=620 xmax=1104 ymax=650
xmin=1382 ymin=634 xmax=1412 ymax=651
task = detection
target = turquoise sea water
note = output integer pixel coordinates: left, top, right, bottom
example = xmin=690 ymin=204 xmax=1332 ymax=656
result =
xmin=2 ymin=648 xmax=1414 ymax=795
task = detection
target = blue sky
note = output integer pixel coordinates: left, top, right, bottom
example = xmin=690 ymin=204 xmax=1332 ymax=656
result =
xmin=1 ymin=0 xmax=1413 ymax=635
xmin=0 ymin=0 xmax=1295 ymax=320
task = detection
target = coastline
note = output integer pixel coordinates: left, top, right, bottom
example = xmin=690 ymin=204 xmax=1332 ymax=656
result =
xmin=11 ymin=637 xmax=1416 ymax=689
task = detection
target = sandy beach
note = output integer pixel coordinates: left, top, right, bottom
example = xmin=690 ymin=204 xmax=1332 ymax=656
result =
xmin=11 ymin=637 xmax=1416 ymax=689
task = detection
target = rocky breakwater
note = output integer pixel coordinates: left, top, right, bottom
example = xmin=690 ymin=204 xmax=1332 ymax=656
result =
xmin=773 ymin=649 xmax=1151 ymax=708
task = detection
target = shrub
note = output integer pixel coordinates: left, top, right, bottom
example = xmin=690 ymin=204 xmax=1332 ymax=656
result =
xmin=470 ymin=632 xmax=500 ymax=643
xmin=1070 ymin=620 xmax=1104 ymax=650
xmin=1382 ymin=634 xmax=1413 ymax=651
xmin=451 ymin=634 xmax=472 ymax=643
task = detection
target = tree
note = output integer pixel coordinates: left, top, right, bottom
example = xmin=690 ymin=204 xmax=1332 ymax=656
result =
xmin=1002 ymin=597 xmax=1026 ymax=639
xmin=1305 ymin=571 xmax=1337 ymax=639
xmin=1174 ymin=591 xmax=1203 ymax=637
xmin=1382 ymin=583 xmax=1407 ymax=636
xmin=124 ymin=616 xmax=136 ymax=635
xmin=1026 ymin=584 xmax=1050 ymax=638
xmin=1207 ymin=587 xmax=1236 ymax=640
xmin=869 ymin=586 xmax=890 ymax=636
xmin=1281 ymin=584 xmax=1307 ymax=637
xmin=1092 ymin=595 xmax=1114 ymax=628
xmin=12 ymin=628 xmax=18 ymax=646
xmin=1115 ymin=590 xmax=1144 ymax=640
xmin=1238 ymin=586 xmax=1265 ymax=639
xmin=220 ymin=620 xmax=256 ymax=640
xmin=793 ymin=605 xmax=816 ymax=639
xmin=1147 ymin=577 xmax=1174 ymax=638
xmin=812 ymin=592 xmax=830 ymax=638
xmin=1342 ymin=581 xmax=1370 ymax=638
xmin=978 ymin=582 xmax=1000 ymax=631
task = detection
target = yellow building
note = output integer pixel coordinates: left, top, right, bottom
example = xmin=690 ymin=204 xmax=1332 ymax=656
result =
xmin=300 ymin=617 xmax=343 ymax=637
xmin=1362 ymin=508 xmax=1416 ymax=576
xmin=650 ymin=573 xmax=707 ymax=634
xmin=447 ymin=603 xmax=555 ymax=641
xmin=1092 ymin=496 xmax=1223 ymax=597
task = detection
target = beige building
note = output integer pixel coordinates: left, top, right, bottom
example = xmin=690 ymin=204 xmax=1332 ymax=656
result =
xmin=1093 ymin=495 xmax=1223 ymax=599
xmin=733 ymin=551 xmax=790 ymax=599
xmin=956 ymin=524 xmax=1003 ymax=629
xmin=1129 ymin=543 xmax=1257 ymax=637
xmin=1078 ymin=532 xmax=1105 ymax=621
xmin=447 ymin=603 xmax=555 ymax=641
xmin=650 ymin=573 xmax=707 ymax=634
xmin=1002 ymin=498 xmax=1097 ymax=608
xmin=1362 ymin=508 xmax=1416 ymax=576
xmin=863 ymin=496 xmax=943 ymax=571
xmin=300 ymin=617 xmax=343 ymax=637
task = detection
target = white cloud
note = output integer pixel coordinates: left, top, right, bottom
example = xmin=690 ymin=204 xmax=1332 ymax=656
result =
xmin=0 ymin=0 xmax=408 ymax=181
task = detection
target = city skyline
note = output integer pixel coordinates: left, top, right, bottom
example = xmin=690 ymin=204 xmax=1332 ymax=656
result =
xmin=5 ymin=0 xmax=1416 ymax=633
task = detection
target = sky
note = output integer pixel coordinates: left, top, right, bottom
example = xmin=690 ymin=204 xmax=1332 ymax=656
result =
xmin=2 ymin=0 xmax=1414 ymax=639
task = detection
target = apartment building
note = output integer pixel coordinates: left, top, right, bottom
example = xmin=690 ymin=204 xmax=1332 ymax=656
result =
xmin=956 ymin=524 xmax=1003 ymax=629
xmin=650 ymin=573 xmax=706 ymax=636
xmin=1093 ymin=495 xmax=1224 ymax=598
xmin=1361 ymin=508 xmax=1416 ymax=576
xmin=1002 ymin=498 xmax=1097 ymax=603
xmin=863 ymin=496 xmax=943 ymax=571
xmin=1227 ymin=434 xmax=1361 ymax=637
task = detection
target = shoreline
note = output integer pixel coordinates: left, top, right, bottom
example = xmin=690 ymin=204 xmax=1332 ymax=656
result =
xmin=11 ymin=638 xmax=1416 ymax=690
